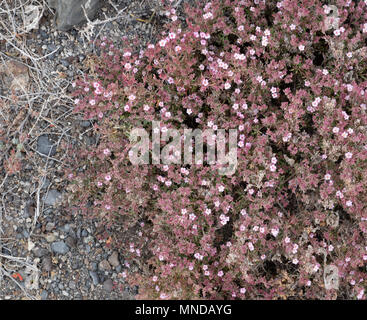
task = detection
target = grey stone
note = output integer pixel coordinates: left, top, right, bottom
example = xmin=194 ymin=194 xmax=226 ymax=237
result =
xmin=89 ymin=271 xmax=99 ymax=285
xmin=22 ymin=229 xmax=30 ymax=238
xmin=80 ymin=120 xmax=91 ymax=127
xmin=65 ymin=236 xmax=77 ymax=248
xmin=42 ymin=256 xmax=52 ymax=272
xmin=69 ymin=281 xmax=76 ymax=290
xmin=33 ymin=247 xmax=49 ymax=258
xmin=91 ymin=262 xmax=97 ymax=271
xmin=41 ymin=177 xmax=51 ymax=189
xmin=47 ymin=0 xmax=101 ymax=31
xmin=60 ymin=59 xmax=70 ymax=67
xmin=45 ymin=222 xmax=55 ymax=232
xmin=37 ymin=135 xmax=56 ymax=156
xmin=108 ymin=251 xmax=120 ymax=268
xmin=39 ymin=30 xmax=49 ymax=40
xmin=43 ymin=189 xmax=62 ymax=206
xmin=51 ymin=241 xmax=69 ymax=254
xmin=71 ymin=260 xmax=81 ymax=270
xmin=103 ymin=279 xmax=113 ymax=292
xmin=98 ymin=259 xmax=111 ymax=271
xmin=41 ymin=290 xmax=49 ymax=300
xmin=47 ymin=44 xmax=58 ymax=52
xmin=81 ymin=229 xmax=88 ymax=237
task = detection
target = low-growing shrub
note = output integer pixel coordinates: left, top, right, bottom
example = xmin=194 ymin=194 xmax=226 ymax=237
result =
xmin=67 ymin=0 xmax=367 ymax=299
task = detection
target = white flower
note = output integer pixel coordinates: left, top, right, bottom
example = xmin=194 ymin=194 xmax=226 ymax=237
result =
xmin=261 ymin=36 xmax=268 ymax=47
xmin=345 ymin=152 xmax=353 ymax=159
xmin=218 ymin=185 xmax=225 ymax=192
xmin=203 ymin=12 xmax=213 ymax=20
xmin=357 ymin=289 xmax=364 ymax=300
xmin=159 ymin=39 xmax=167 ymax=47
xmin=332 ymin=127 xmax=339 ymax=134
xmin=299 ymin=44 xmax=305 ymax=51
xmin=271 ymin=228 xmax=279 ymax=237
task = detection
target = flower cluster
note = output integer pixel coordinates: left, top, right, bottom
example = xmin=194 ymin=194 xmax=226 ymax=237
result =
xmin=67 ymin=0 xmax=367 ymax=300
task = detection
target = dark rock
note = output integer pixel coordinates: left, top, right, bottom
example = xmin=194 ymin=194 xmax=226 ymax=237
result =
xmin=37 ymin=135 xmax=56 ymax=156
xmin=47 ymin=0 xmax=101 ymax=31
xmin=24 ymin=200 xmax=35 ymax=217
